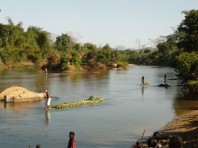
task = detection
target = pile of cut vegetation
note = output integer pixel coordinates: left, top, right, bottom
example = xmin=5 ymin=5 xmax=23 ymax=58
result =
xmin=51 ymin=96 xmax=103 ymax=109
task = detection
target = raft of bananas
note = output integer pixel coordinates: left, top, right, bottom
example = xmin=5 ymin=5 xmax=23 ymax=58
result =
xmin=140 ymin=81 xmax=150 ymax=86
xmin=51 ymin=96 xmax=104 ymax=109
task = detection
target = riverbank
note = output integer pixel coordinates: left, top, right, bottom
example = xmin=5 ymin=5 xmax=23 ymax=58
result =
xmin=161 ymin=110 xmax=198 ymax=148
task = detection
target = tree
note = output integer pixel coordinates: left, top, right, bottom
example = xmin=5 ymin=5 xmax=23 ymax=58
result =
xmin=177 ymin=10 xmax=198 ymax=52
xmin=0 ymin=24 xmax=10 ymax=48
xmin=55 ymin=34 xmax=74 ymax=51
xmin=60 ymin=52 xmax=69 ymax=71
xmin=70 ymin=50 xmax=81 ymax=69
xmin=26 ymin=26 xmax=52 ymax=58
xmin=83 ymin=43 xmax=97 ymax=51
xmin=176 ymin=52 xmax=198 ymax=80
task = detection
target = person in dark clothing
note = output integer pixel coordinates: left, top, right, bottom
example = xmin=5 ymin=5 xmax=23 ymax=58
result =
xmin=169 ymin=136 xmax=183 ymax=148
xmin=153 ymin=132 xmax=161 ymax=142
xmin=142 ymin=76 xmax=144 ymax=85
xmin=147 ymin=137 xmax=158 ymax=147
xmin=164 ymin=74 xmax=167 ymax=83
xmin=36 ymin=144 xmax=40 ymax=148
xmin=68 ymin=131 xmax=76 ymax=148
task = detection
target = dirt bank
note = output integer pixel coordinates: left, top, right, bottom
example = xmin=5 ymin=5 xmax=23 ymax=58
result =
xmin=161 ymin=110 xmax=198 ymax=148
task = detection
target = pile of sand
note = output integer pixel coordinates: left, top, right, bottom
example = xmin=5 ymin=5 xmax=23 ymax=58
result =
xmin=0 ymin=86 xmax=45 ymax=103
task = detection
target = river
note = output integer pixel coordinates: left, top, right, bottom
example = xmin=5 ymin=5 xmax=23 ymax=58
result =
xmin=0 ymin=66 xmax=197 ymax=148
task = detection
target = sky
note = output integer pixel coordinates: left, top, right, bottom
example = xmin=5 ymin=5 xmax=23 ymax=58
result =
xmin=0 ymin=0 xmax=198 ymax=49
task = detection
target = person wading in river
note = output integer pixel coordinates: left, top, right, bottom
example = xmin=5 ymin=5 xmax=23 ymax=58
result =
xmin=45 ymin=90 xmax=51 ymax=109
xmin=68 ymin=131 xmax=76 ymax=148
xmin=142 ymin=76 xmax=144 ymax=85
xmin=164 ymin=74 xmax=167 ymax=83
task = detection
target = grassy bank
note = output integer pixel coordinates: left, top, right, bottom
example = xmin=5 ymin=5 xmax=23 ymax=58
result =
xmin=187 ymin=80 xmax=198 ymax=93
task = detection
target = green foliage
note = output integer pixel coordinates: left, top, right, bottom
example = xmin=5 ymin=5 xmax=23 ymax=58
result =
xmin=0 ymin=17 xmax=132 ymax=71
xmin=0 ymin=9 xmax=197 ymax=78
xmin=55 ymin=34 xmax=74 ymax=51
xmin=116 ymin=61 xmax=128 ymax=69
xmin=70 ymin=50 xmax=82 ymax=69
xmin=82 ymin=48 xmax=98 ymax=68
xmin=0 ymin=18 xmax=52 ymax=65
xmin=0 ymin=61 xmax=4 ymax=70
xmin=26 ymin=26 xmax=52 ymax=58
xmin=187 ymin=80 xmax=198 ymax=86
xmin=176 ymin=52 xmax=198 ymax=80
xmin=187 ymin=80 xmax=198 ymax=92
xmin=177 ymin=10 xmax=198 ymax=52
xmin=83 ymin=42 xmax=97 ymax=51
xmin=60 ymin=52 xmax=69 ymax=71
xmin=0 ymin=48 xmax=10 ymax=64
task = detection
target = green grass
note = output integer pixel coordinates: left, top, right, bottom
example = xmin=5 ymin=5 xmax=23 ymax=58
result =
xmin=187 ymin=80 xmax=198 ymax=93
xmin=187 ymin=80 xmax=198 ymax=86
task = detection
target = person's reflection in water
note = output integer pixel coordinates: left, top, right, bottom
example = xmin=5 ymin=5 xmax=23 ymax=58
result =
xmin=3 ymin=95 xmax=7 ymax=109
xmin=141 ymin=86 xmax=144 ymax=96
xmin=3 ymin=101 xmax=7 ymax=109
xmin=45 ymin=109 xmax=51 ymax=127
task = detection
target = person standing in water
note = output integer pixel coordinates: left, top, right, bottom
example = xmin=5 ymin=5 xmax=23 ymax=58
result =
xmin=45 ymin=67 xmax=48 ymax=74
xmin=68 ymin=131 xmax=76 ymax=148
xmin=164 ymin=74 xmax=167 ymax=83
xmin=141 ymin=76 xmax=144 ymax=85
xmin=45 ymin=90 xmax=51 ymax=109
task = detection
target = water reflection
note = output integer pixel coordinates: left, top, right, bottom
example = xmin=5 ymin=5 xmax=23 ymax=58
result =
xmin=0 ymin=70 xmax=48 ymax=93
xmin=45 ymin=109 xmax=50 ymax=128
xmin=141 ymin=86 xmax=144 ymax=96
xmin=173 ymin=88 xmax=198 ymax=116
xmin=0 ymin=101 xmax=39 ymax=112
xmin=3 ymin=101 xmax=7 ymax=109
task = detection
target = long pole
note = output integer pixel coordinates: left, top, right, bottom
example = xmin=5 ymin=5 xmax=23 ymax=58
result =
xmin=140 ymin=129 xmax=146 ymax=141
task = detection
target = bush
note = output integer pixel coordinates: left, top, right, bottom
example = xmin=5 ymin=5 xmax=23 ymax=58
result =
xmin=176 ymin=52 xmax=198 ymax=80
xmin=117 ymin=61 xmax=128 ymax=69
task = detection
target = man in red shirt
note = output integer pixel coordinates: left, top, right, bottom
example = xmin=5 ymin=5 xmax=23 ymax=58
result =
xmin=68 ymin=131 xmax=76 ymax=148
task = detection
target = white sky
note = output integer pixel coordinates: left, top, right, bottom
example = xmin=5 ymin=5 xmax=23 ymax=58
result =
xmin=0 ymin=0 xmax=198 ymax=49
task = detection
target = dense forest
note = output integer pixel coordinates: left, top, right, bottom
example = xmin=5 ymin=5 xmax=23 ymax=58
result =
xmin=0 ymin=9 xmax=197 ymax=90
xmin=0 ymin=18 xmax=129 ymax=71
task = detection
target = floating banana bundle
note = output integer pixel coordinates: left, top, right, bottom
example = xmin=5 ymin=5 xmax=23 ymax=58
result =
xmin=140 ymin=81 xmax=150 ymax=86
xmin=51 ymin=96 xmax=104 ymax=109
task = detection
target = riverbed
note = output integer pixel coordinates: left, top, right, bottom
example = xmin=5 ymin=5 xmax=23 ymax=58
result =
xmin=0 ymin=66 xmax=197 ymax=148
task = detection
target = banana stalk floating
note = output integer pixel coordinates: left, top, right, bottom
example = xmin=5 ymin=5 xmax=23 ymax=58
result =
xmin=50 ymin=96 xmax=104 ymax=109
xmin=140 ymin=82 xmax=150 ymax=86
